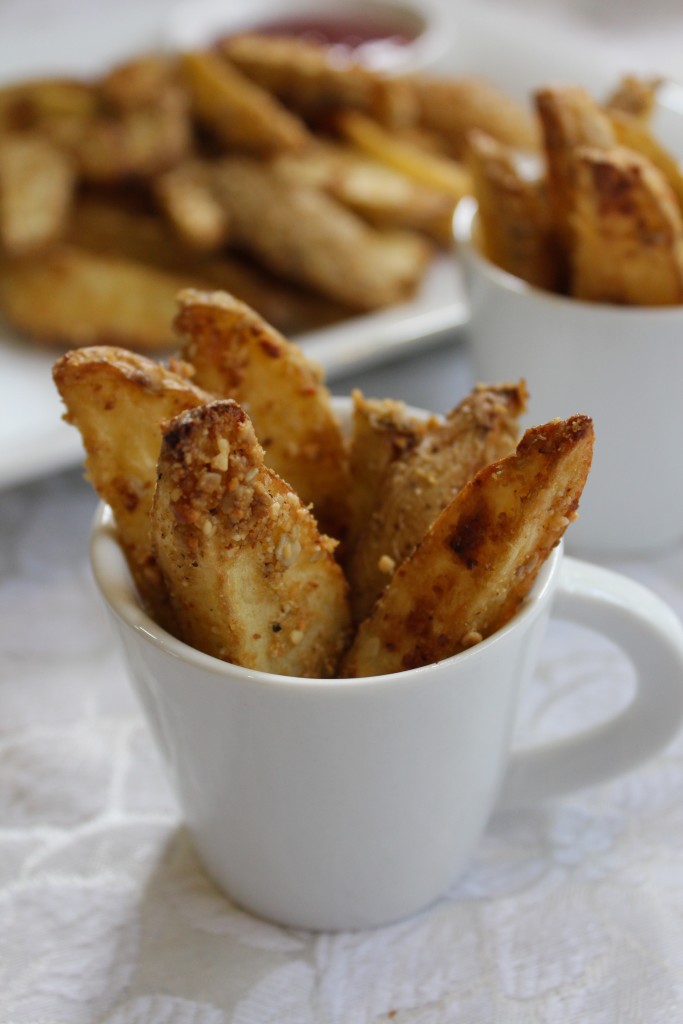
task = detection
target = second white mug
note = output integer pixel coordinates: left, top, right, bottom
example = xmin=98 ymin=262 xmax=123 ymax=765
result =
xmin=454 ymin=195 xmax=683 ymax=558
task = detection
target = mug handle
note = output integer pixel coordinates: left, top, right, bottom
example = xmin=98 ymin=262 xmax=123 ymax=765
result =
xmin=500 ymin=556 xmax=683 ymax=807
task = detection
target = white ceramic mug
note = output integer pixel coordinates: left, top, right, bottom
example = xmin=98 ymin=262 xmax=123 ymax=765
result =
xmin=454 ymin=195 xmax=683 ymax=557
xmin=90 ymin=401 xmax=683 ymax=931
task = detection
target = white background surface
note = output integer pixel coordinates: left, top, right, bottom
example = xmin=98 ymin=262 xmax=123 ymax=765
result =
xmin=2 ymin=1 xmax=683 ymax=1021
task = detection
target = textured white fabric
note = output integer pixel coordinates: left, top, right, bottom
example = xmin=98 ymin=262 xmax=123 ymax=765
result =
xmin=2 ymin=456 xmax=683 ymax=1022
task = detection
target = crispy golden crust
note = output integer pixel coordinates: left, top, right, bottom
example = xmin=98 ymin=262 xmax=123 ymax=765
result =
xmin=466 ymin=129 xmax=559 ymax=290
xmin=340 ymin=415 xmax=594 ymax=677
xmin=152 ymin=400 xmax=351 ymax=676
xmin=569 ymin=145 xmax=683 ymax=305
xmin=174 ymin=288 xmax=350 ymax=541
xmin=52 ymin=345 xmax=210 ymax=624
xmin=345 ymin=381 xmax=528 ymax=623
xmin=210 ymin=157 xmax=431 ymax=310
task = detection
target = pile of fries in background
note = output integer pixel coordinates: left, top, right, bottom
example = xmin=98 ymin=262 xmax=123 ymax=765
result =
xmin=0 ymin=33 xmax=539 ymax=349
xmin=53 ymin=290 xmax=593 ymax=678
xmin=467 ymin=75 xmax=683 ymax=304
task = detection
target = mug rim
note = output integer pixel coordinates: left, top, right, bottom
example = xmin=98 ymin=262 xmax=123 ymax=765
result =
xmin=453 ymin=195 xmax=683 ymax=320
xmin=90 ymin=498 xmax=562 ymax=692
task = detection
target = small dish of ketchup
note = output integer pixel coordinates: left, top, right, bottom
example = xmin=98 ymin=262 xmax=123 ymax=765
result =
xmin=166 ymin=0 xmax=453 ymax=73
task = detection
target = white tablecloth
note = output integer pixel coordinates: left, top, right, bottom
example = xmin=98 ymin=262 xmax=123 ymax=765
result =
xmin=2 ymin=1 xmax=683 ymax=1020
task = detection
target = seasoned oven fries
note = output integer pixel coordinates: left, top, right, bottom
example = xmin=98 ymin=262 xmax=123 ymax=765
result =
xmin=0 ymin=133 xmax=74 ymax=255
xmin=340 ymin=415 xmax=594 ymax=678
xmin=535 ymin=85 xmax=615 ymax=253
xmin=209 ymin=157 xmax=431 ymax=311
xmin=53 ymin=346 xmax=209 ymax=625
xmin=0 ymin=246 xmax=204 ymax=350
xmin=469 ymin=76 xmax=683 ymax=306
xmin=346 ymin=390 xmax=431 ymax=555
xmin=346 ymin=381 xmax=528 ymax=623
xmin=0 ymin=31 xmax=542 ymax=346
xmin=272 ymin=142 xmax=457 ymax=244
xmin=336 ymin=109 xmax=472 ymax=201
xmin=219 ymin=33 xmax=416 ymax=129
xmin=180 ymin=49 xmax=311 ymax=156
xmin=606 ymin=109 xmax=683 ymax=209
xmin=152 ymin=400 xmax=351 ymax=676
xmin=570 ymin=146 xmax=683 ymax=305
xmin=174 ymin=289 xmax=350 ymax=540
xmin=54 ymin=288 xmax=593 ymax=678
xmin=410 ymin=75 xmax=540 ymax=158
xmin=466 ymin=129 xmax=558 ymax=290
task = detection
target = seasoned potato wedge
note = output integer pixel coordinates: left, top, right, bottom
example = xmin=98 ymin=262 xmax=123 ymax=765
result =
xmin=152 ymin=400 xmax=351 ymax=676
xmin=535 ymin=84 xmax=615 ymax=248
xmin=70 ymin=87 xmax=191 ymax=182
xmin=154 ymin=160 xmax=230 ymax=250
xmin=607 ymin=108 xmax=683 ymax=210
xmin=605 ymin=74 xmax=661 ymax=123
xmin=100 ymin=53 xmax=180 ymax=110
xmin=210 ymin=157 xmax=431 ymax=310
xmin=0 ymin=245 xmax=204 ymax=350
xmin=411 ymin=75 xmax=540 ymax=158
xmin=466 ymin=128 xmax=559 ymax=290
xmin=340 ymin=415 xmax=594 ymax=677
xmin=273 ymin=142 xmax=456 ymax=244
xmin=346 ymin=381 xmax=528 ymax=623
xmin=175 ymin=289 xmax=350 ymax=540
xmin=220 ymin=33 xmax=416 ymax=128
xmin=52 ymin=346 xmax=210 ymax=623
xmin=346 ymin=390 xmax=431 ymax=556
xmin=0 ymin=132 xmax=75 ymax=255
xmin=65 ymin=196 xmax=349 ymax=335
xmin=569 ymin=145 xmax=683 ymax=305
xmin=336 ymin=109 xmax=472 ymax=201
xmin=180 ymin=49 xmax=311 ymax=155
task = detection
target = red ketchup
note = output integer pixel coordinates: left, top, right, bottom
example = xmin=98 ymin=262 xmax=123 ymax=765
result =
xmin=227 ymin=14 xmax=417 ymax=67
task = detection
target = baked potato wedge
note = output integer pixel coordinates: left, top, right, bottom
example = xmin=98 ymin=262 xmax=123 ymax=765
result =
xmin=569 ymin=145 xmax=683 ymax=305
xmin=0 ymin=132 xmax=75 ymax=256
xmin=210 ymin=156 xmax=431 ymax=311
xmin=180 ymin=49 xmax=311 ymax=156
xmin=0 ymin=245 xmax=204 ymax=350
xmin=52 ymin=345 xmax=210 ymax=624
xmin=152 ymin=400 xmax=351 ymax=676
xmin=346 ymin=381 xmax=528 ymax=623
xmin=175 ymin=288 xmax=350 ymax=541
xmin=346 ymin=389 xmax=431 ymax=556
xmin=466 ymin=128 xmax=559 ymax=290
xmin=340 ymin=414 xmax=594 ymax=677
xmin=535 ymin=84 xmax=615 ymax=250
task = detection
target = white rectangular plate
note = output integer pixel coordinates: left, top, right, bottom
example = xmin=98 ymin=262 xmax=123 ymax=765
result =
xmin=0 ymin=0 xmax=681 ymax=489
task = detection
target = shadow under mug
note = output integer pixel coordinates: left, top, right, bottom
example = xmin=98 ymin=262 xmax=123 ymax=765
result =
xmin=91 ymin=484 xmax=683 ymax=930
xmin=454 ymin=195 xmax=683 ymax=558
